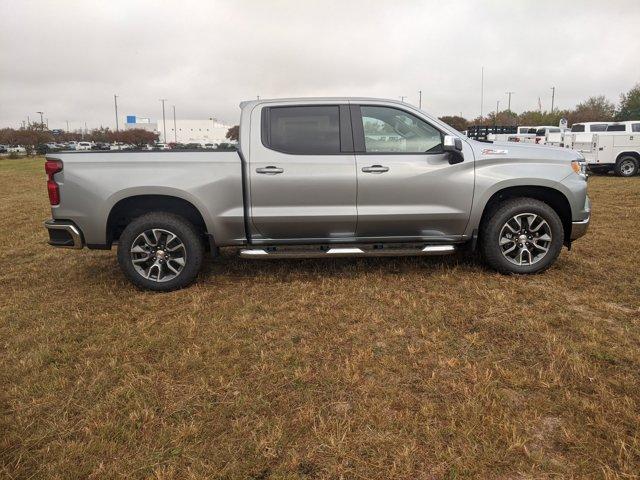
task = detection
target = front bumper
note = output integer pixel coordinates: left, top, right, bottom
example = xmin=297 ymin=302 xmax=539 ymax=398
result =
xmin=44 ymin=219 xmax=84 ymax=249
xmin=570 ymin=195 xmax=591 ymax=241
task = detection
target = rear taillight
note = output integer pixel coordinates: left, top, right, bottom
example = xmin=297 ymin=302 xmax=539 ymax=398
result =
xmin=45 ymin=159 xmax=62 ymax=205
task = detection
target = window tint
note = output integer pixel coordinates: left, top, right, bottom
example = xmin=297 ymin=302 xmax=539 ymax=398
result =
xmin=606 ymin=124 xmax=625 ymax=132
xmin=632 ymin=123 xmax=640 ymax=133
xmin=591 ymin=124 xmax=608 ymax=132
xmin=535 ymin=128 xmax=546 ymax=136
xmin=571 ymin=124 xmax=585 ymax=132
xmin=266 ymin=106 xmax=340 ymax=154
xmin=360 ymin=106 xmax=442 ymax=153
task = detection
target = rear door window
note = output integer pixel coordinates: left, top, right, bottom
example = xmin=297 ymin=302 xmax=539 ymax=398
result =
xmin=263 ymin=106 xmax=341 ymax=154
xmin=606 ymin=124 xmax=626 ymax=132
xmin=632 ymin=123 xmax=640 ymax=133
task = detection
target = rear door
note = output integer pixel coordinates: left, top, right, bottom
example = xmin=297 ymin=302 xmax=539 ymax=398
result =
xmin=351 ymin=104 xmax=474 ymax=240
xmin=248 ymin=103 xmax=357 ymax=241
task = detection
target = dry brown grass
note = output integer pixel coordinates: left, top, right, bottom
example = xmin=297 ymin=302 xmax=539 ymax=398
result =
xmin=1 ymin=156 xmax=639 ymax=479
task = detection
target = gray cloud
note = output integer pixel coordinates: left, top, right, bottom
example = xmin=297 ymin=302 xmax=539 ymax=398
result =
xmin=1 ymin=0 xmax=639 ymax=129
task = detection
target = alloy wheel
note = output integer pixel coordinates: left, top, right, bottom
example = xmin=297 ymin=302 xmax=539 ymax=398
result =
xmin=499 ymin=213 xmax=552 ymax=266
xmin=130 ymin=228 xmax=187 ymax=282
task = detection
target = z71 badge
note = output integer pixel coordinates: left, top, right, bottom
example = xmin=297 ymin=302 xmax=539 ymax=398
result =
xmin=482 ymin=148 xmax=508 ymax=155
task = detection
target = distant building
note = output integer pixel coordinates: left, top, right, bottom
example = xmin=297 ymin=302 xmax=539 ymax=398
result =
xmin=124 ymin=115 xmax=232 ymax=145
xmin=124 ymin=115 xmax=158 ymax=133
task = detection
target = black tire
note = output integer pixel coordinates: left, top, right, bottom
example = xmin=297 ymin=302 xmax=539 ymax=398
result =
xmin=117 ymin=212 xmax=204 ymax=291
xmin=480 ymin=198 xmax=564 ymax=275
xmin=614 ymin=156 xmax=638 ymax=177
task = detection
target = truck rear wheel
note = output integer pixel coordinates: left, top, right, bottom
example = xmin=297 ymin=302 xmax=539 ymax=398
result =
xmin=614 ymin=156 xmax=638 ymax=177
xmin=480 ymin=198 xmax=564 ymax=274
xmin=117 ymin=212 xmax=204 ymax=291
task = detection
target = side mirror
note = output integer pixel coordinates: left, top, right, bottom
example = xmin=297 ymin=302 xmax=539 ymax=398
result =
xmin=443 ymin=135 xmax=464 ymax=164
xmin=443 ymin=135 xmax=463 ymax=152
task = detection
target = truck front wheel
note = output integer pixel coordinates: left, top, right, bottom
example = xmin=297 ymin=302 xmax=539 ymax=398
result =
xmin=480 ymin=198 xmax=564 ymax=274
xmin=117 ymin=212 xmax=204 ymax=291
xmin=614 ymin=156 xmax=638 ymax=177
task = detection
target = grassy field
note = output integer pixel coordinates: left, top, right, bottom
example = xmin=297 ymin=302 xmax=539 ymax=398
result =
xmin=1 ymin=156 xmax=639 ymax=479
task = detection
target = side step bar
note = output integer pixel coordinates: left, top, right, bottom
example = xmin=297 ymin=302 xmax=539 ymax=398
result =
xmin=239 ymin=245 xmax=455 ymax=259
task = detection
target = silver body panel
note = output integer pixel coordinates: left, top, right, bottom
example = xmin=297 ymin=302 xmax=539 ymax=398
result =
xmin=48 ymin=97 xmax=590 ymax=249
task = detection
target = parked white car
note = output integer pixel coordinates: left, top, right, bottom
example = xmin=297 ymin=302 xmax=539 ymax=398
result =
xmin=76 ymin=141 xmax=93 ymax=151
xmin=7 ymin=145 xmax=26 ymax=153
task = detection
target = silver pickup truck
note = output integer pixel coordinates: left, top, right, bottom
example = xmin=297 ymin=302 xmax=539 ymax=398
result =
xmin=44 ymin=98 xmax=590 ymax=291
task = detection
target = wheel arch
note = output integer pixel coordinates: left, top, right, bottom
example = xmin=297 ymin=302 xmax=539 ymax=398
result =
xmin=479 ymin=186 xmax=573 ymax=245
xmin=616 ymin=151 xmax=640 ymax=163
xmin=106 ymin=194 xmax=210 ymax=246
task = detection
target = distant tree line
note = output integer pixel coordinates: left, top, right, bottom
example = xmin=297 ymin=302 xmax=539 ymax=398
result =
xmin=440 ymin=83 xmax=640 ymax=131
xmin=0 ymin=124 xmax=158 ymax=154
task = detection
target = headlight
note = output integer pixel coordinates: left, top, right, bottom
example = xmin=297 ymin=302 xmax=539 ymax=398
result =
xmin=571 ymin=160 xmax=587 ymax=177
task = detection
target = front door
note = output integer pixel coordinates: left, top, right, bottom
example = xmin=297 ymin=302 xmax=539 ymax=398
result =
xmin=351 ymin=104 xmax=474 ymax=240
xmin=248 ymin=104 xmax=357 ymax=241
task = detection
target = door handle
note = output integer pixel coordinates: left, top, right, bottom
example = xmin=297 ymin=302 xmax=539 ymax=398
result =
xmin=256 ymin=166 xmax=284 ymax=175
xmin=361 ymin=165 xmax=389 ymax=173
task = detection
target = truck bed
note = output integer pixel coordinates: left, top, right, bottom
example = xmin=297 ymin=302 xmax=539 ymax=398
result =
xmin=47 ymin=150 xmax=246 ymax=247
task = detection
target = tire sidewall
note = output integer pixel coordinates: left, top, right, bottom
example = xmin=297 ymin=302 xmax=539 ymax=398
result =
xmin=615 ymin=156 xmax=638 ymax=177
xmin=481 ymin=199 xmax=564 ymax=274
xmin=117 ymin=213 xmax=204 ymax=291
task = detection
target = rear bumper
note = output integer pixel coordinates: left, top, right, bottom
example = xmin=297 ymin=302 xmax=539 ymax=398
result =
xmin=44 ymin=219 xmax=84 ymax=249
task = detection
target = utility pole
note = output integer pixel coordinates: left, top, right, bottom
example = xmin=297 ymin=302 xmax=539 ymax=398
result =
xmin=114 ymin=94 xmax=119 ymax=131
xmin=66 ymin=120 xmax=69 ymax=132
xmin=505 ymin=91 xmax=515 ymax=111
xmin=550 ymin=86 xmax=555 ymax=113
xmin=159 ymin=99 xmax=167 ymax=142
xmin=36 ymin=111 xmax=44 ymax=127
xmin=495 ymin=100 xmax=500 ymax=126
xmin=172 ymin=105 xmax=177 ymax=143
xmin=418 ymin=90 xmax=422 ymax=109
xmin=480 ymin=66 xmax=484 ymax=120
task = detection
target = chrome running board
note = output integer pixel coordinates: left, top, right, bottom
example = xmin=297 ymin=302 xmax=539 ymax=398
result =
xmin=239 ymin=245 xmax=455 ymax=259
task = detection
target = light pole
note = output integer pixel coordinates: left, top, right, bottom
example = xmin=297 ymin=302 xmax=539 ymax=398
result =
xmin=114 ymin=94 xmax=119 ymax=131
xmin=172 ymin=105 xmax=177 ymax=143
xmin=400 ymin=96 xmax=407 ymax=103
xmin=36 ymin=111 xmax=44 ymax=128
xmin=418 ymin=90 xmax=422 ymax=109
xmin=505 ymin=91 xmax=514 ymax=111
xmin=495 ymin=100 xmax=500 ymax=126
xmin=480 ymin=66 xmax=484 ymax=120
xmin=66 ymin=120 xmax=69 ymax=132
xmin=550 ymin=87 xmax=555 ymax=113
xmin=159 ymin=99 xmax=167 ymax=142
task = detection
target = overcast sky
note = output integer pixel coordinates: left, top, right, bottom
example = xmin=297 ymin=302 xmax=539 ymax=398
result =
xmin=1 ymin=0 xmax=639 ymax=129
